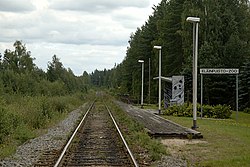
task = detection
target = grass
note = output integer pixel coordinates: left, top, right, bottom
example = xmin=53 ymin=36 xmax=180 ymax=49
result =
xmin=163 ymin=111 xmax=250 ymax=167
xmin=0 ymin=93 xmax=88 ymax=159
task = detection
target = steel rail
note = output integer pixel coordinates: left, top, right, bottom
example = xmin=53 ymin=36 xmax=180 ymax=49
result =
xmin=54 ymin=101 xmax=95 ymax=167
xmin=106 ymin=105 xmax=139 ymax=167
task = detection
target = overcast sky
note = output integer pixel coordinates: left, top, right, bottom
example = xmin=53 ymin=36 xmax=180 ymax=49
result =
xmin=0 ymin=0 xmax=161 ymax=75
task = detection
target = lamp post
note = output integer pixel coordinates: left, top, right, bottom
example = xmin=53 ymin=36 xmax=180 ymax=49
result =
xmin=153 ymin=45 xmax=162 ymax=114
xmin=138 ymin=60 xmax=144 ymax=108
xmin=186 ymin=17 xmax=200 ymax=130
xmin=148 ymin=58 xmax=151 ymax=104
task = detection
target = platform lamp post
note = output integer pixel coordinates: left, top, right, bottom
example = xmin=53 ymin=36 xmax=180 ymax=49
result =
xmin=153 ymin=45 xmax=162 ymax=115
xmin=186 ymin=17 xmax=200 ymax=130
xmin=138 ymin=60 xmax=144 ymax=108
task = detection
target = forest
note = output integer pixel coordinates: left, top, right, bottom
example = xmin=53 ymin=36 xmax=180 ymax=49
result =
xmin=2 ymin=0 xmax=250 ymax=110
xmin=91 ymin=0 xmax=250 ymax=111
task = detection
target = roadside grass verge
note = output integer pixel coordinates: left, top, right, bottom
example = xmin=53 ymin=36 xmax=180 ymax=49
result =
xmin=0 ymin=93 xmax=87 ymax=159
xmin=163 ymin=111 xmax=250 ymax=167
xmin=106 ymin=99 xmax=167 ymax=165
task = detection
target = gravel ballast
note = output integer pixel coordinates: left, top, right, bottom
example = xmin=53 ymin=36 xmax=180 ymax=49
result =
xmin=0 ymin=103 xmax=88 ymax=167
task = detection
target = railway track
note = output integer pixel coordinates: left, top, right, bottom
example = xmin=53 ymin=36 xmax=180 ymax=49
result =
xmin=35 ymin=100 xmax=138 ymax=167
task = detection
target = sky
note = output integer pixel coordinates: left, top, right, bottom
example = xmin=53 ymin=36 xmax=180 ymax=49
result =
xmin=0 ymin=0 xmax=162 ymax=75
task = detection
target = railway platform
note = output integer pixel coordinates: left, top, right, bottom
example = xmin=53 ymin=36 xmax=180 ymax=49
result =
xmin=115 ymin=101 xmax=203 ymax=139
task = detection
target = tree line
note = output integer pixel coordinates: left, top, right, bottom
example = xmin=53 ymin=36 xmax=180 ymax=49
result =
xmin=91 ymin=0 xmax=250 ymax=110
xmin=0 ymin=41 xmax=91 ymax=96
xmin=2 ymin=0 xmax=250 ymax=110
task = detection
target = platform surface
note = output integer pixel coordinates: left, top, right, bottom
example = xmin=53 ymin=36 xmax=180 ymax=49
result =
xmin=115 ymin=101 xmax=203 ymax=139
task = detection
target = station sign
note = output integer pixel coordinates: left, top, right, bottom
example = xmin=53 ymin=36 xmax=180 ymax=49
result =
xmin=200 ymin=68 xmax=239 ymax=75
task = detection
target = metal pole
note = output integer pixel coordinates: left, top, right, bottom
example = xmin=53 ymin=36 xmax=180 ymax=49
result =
xmin=149 ymin=58 xmax=151 ymax=104
xmin=201 ymin=74 xmax=203 ymax=118
xmin=141 ymin=62 xmax=144 ymax=108
xmin=192 ymin=22 xmax=198 ymax=129
xmin=159 ymin=49 xmax=162 ymax=114
xmin=236 ymin=74 xmax=238 ymax=121
xmin=138 ymin=60 xmax=144 ymax=108
xmin=186 ymin=17 xmax=200 ymax=129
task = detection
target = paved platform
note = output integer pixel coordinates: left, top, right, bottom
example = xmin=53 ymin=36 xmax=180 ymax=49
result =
xmin=115 ymin=101 xmax=203 ymax=139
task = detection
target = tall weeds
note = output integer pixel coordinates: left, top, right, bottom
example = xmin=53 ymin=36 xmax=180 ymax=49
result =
xmin=0 ymin=93 xmax=85 ymax=158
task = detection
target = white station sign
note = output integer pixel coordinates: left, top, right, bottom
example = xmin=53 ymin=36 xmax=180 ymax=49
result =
xmin=200 ymin=68 xmax=239 ymax=74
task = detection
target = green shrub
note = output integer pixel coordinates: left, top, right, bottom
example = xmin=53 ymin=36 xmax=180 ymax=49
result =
xmin=24 ymin=96 xmax=68 ymax=128
xmin=212 ymin=104 xmax=232 ymax=118
xmin=243 ymin=108 xmax=250 ymax=114
xmin=164 ymin=103 xmax=193 ymax=117
xmin=164 ymin=103 xmax=232 ymax=119
xmin=14 ymin=124 xmax=35 ymax=143
xmin=0 ymin=91 xmax=87 ymax=158
xmin=201 ymin=104 xmax=213 ymax=118
xmin=40 ymin=97 xmax=52 ymax=119
xmin=50 ymin=97 xmax=68 ymax=113
xmin=74 ymin=92 xmax=86 ymax=101
xmin=0 ymin=106 xmax=19 ymax=144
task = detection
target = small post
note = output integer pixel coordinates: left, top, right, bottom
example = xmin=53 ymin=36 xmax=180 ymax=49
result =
xmin=236 ymin=74 xmax=238 ymax=121
xmin=201 ymin=74 xmax=203 ymax=118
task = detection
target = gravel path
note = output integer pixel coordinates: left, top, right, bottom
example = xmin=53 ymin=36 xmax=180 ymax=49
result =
xmin=156 ymin=156 xmax=187 ymax=167
xmin=0 ymin=103 xmax=88 ymax=167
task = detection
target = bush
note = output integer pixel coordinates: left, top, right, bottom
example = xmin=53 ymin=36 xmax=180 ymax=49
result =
xmin=0 ymin=106 xmax=19 ymax=144
xmin=50 ymin=97 xmax=68 ymax=113
xmin=164 ymin=103 xmax=232 ymax=119
xmin=164 ymin=103 xmax=193 ymax=117
xmin=2 ymin=95 xmax=78 ymax=130
xmin=0 ymin=93 xmax=85 ymax=157
xmin=14 ymin=124 xmax=35 ymax=143
xmin=212 ymin=104 xmax=232 ymax=118
xmin=23 ymin=96 xmax=69 ymax=128
xmin=243 ymin=108 xmax=250 ymax=114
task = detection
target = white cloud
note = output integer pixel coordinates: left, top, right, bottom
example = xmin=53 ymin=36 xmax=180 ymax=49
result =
xmin=30 ymin=43 xmax=125 ymax=74
xmin=0 ymin=0 xmax=162 ymax=75
xmin=112 ymin=7 xmax=151 ymax=29
xmin=0 ymin=0 xmax=35 ymax=12
xmin=50 ymin=0 xmax=150 ymax=13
